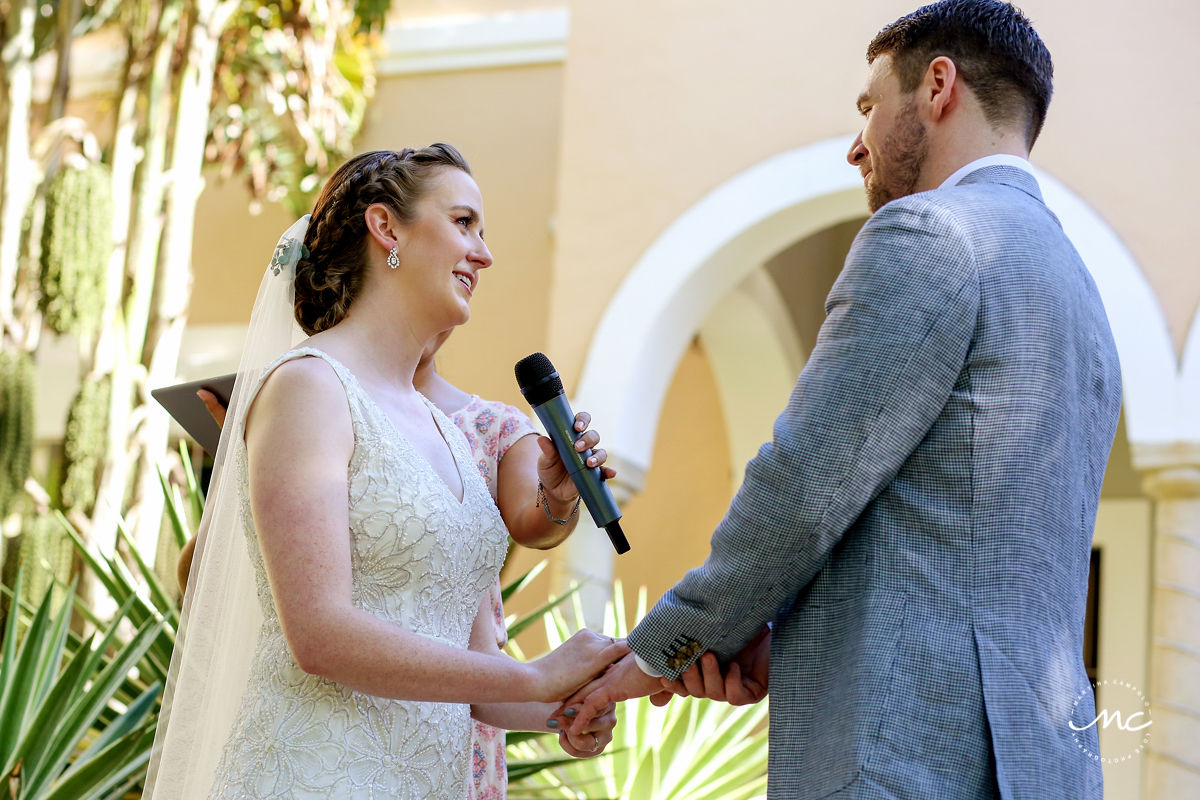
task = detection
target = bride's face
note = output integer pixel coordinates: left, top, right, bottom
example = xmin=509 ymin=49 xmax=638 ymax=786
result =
xmin=394 ymin=168 xmax=492 ymax=330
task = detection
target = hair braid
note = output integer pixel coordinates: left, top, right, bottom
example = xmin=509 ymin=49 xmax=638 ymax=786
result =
xmin=293 ymin=144 xmax=472 ymax=335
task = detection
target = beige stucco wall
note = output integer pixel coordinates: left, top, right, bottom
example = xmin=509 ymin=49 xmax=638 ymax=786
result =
xmin=192 ymin=62 xmax=564 ymax=412
xmin=388 ymin=0 xmax=561 ymax=21
xmin=548 ymin=0 xmax=1200 ymax=384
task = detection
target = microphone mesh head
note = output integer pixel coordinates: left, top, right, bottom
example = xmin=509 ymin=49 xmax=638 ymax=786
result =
xmin=514 ymin=352 xmax=563 ymax=405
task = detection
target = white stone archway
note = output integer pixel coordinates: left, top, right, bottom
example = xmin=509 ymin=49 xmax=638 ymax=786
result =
xmin=575 ymin=135 xmax=1181 ymax=477
xmin=572 ymin=137 xmax=868 ymax=471
xmin=1179 ymin=302 xmax=1200 ymax=443
xmin=563 ymin=134 xmax=1184 ymax=603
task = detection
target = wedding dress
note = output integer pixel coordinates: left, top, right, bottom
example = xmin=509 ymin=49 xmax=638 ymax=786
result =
xmin=207 ymin=346 xmax=509 ymax=799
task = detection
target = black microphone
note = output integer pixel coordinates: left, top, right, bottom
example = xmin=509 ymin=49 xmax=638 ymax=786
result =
xmin=514 ymin=353 xmax=630 ymax=554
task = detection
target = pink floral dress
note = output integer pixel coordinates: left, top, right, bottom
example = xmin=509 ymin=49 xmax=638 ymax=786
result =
xmin=448 ymin=395 xmax=538 ymax=800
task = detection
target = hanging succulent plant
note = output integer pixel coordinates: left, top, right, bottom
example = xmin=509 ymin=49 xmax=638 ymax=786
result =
xmin=60 ymin=374 xmax=110 ymax=516
xmin=0 ymin=349 xmax=35 ymax=518
xmin=38 ymin=161 xmax=113 ymax=337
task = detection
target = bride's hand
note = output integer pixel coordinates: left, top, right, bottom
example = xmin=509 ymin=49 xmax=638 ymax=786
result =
xmin=528 ymin=630 xmax=628 ymax=703
xmin=557 ymin=701 xmax=617 ymax=758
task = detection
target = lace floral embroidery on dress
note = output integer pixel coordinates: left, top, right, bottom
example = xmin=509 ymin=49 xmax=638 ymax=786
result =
xmin=209 ymin=349 xmax=508 ymax=800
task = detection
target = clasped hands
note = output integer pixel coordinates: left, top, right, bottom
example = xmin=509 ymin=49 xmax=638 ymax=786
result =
xmin=545 ymin=624 xmax=771 ymax=748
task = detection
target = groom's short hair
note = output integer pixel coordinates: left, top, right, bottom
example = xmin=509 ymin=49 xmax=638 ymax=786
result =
xmin=867 ymin=0 xmax=1054 ymax=148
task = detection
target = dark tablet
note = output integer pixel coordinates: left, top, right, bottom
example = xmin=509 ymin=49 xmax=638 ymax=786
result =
xmin=151 ymin=373 xmax=237 ymax=455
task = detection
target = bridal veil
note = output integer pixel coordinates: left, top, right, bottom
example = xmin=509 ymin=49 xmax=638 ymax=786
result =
xmin=143 ymin=216 xmax=310 ymax=798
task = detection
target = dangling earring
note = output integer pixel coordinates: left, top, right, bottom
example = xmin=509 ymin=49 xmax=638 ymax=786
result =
xmin=387 ymin=246 xmax=400 ymax=270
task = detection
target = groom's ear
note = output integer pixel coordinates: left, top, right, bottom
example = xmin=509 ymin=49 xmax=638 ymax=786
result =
xmin=363 ymin=203 xmax=403 ymax=253
xmin=922 ymin=55 xmax=960 ymax=123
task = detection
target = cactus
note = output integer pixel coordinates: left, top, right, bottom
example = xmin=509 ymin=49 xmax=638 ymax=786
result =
xmin=38 ymin=162 xmax=113 ymax=337
xmin=17 ymin=513 xmax=73 ymax=611
xmin=0 ymin=349 xmax=35 ymax=518
xmin=60 ymin=375 xmax=110 ymax=515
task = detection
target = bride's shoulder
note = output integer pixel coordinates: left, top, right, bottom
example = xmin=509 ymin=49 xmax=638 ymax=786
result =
xmin=247 ymin=353 xmax=350 ymax=434
xmin=267 ymin=351 xmax=341 ymax=386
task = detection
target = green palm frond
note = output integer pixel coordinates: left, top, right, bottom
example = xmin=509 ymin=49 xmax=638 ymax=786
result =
xmin=0 ymin=574 xmax=162 ymax=800
xmin=506 ymin=582 xmax=769 ymax=799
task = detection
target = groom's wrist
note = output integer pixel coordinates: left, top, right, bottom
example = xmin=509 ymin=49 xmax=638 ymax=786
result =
xmin=633 ymin=653 xmax=664 ymax=678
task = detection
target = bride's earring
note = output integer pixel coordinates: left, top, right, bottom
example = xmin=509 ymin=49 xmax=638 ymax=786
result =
xmin=387 ymin=246 xmax=400 ymax=270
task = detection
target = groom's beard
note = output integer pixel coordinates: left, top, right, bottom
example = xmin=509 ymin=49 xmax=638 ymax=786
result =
xmin=867 ymin=100 xmax=928 ymax=213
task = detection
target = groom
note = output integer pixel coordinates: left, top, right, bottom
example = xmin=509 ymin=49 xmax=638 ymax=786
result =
xmin=556 ymin=1 xmax=1120 ymax=797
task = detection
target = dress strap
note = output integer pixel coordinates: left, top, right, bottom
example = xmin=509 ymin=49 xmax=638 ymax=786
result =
xmin=240 ymin=346 xmax=365 ymax=438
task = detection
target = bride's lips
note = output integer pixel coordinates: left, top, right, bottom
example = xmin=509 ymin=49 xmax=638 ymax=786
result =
xmin=453 ymin=270 xmax=475 ymax=296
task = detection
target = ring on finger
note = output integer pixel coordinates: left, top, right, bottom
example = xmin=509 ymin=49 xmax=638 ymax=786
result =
xmin=590 ymin=733 xmax=600 ymax=752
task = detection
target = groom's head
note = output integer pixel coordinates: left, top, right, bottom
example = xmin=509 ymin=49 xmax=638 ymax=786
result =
xmin=870 ymin=0 xmax=1053 ymax=148
xmin=846 ymin=0 xmax=1054 ymax=212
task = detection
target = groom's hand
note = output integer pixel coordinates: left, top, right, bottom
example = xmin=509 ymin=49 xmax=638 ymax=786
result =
xmin=552 ymin=652 xmax=663 ymax=736
xmin=658 ymin=624 xmax=770 ymax=706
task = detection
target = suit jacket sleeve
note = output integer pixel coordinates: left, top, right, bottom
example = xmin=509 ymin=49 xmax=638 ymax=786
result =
xmin=627 ymin=194 xmax=981 ymax=678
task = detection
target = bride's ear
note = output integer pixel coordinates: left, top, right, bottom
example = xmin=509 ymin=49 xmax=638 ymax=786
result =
xmin=363 ymin=203 xmax=403 ymax=255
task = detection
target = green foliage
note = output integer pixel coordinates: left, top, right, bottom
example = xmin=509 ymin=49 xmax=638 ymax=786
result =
xmin=160 ymin=441 xmax=205 ymax=550
xmin=352 ymin=0 xmax=392 ymax=32
xmin=38 ymin=162 xmax=113 ymax=337
xmin=0 ymin=574 xmax=162 ymax=800
xmin=207 ymin=0 xmax=380 ymax=215
xmin=58 ymin=511 xmax=181 ymax=687
xmin=60 ymin=376 xmax=111 ymax=515
xmin=507 ymin=585 xmax=769 ymax=800
xmin=0 ymin=350 xmax=35 ymax=518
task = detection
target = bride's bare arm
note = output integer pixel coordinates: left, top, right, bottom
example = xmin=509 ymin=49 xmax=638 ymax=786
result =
xmin=246 ymin=358 xmax=625 ymax=704
xmin=466 ymin=594 xmax=619 ymax=755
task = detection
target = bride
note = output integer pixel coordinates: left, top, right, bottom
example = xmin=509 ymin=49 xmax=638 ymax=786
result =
xmin=144 ymin=145 xmax=627 ymax=799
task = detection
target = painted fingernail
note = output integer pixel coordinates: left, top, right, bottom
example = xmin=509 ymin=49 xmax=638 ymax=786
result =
xmin=564 ymin=708 xmax=577 ymax=717
xmin=546 ymin=719 xmax=559 ymax=729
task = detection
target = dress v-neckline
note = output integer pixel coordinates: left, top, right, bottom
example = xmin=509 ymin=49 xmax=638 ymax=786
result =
xmin=297 ymin=348 xmax=469 ymax=507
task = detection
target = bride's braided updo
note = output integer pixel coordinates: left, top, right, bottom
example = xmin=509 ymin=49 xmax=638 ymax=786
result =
xmin=295 ymin=144 xmax=472 ymax=335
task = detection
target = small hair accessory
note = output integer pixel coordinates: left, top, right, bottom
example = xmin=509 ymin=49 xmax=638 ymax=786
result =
xmin=387 ymin=246 xmax=400 ymax=270
xmin=269 ymin=237 xmax=309 ymax=277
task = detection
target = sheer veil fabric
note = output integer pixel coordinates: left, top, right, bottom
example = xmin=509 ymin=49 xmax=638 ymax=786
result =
xmin=144 ymin=216 xmax=311 ymax=798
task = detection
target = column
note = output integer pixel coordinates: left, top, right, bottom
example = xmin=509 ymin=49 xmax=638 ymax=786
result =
xmin=1140 ymin=454 xmax=1200 ymax=799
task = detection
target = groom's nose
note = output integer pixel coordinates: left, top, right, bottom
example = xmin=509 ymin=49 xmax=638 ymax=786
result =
xmin=847 ymin=131 xmax=868 ymax=166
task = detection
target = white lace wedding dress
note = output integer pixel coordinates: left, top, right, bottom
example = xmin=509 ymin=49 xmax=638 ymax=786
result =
xmin=209 ymin=348 xmax=509 ymax=799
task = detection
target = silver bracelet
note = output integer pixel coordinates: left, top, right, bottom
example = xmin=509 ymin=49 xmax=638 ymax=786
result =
xmin=536 ymin=480 xmax=581 ymax=525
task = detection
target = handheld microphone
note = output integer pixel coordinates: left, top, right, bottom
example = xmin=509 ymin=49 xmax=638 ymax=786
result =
xmin=514 ymin=353 xmax=630 ymax=554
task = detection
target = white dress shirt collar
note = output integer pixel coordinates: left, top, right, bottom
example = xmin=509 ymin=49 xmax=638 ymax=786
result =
xmin=939 ymin=154 xmax=1034 ymax=189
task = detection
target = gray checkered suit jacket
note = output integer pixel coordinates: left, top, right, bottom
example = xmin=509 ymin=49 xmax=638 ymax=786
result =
xmin=627 ymin=166 xmax=1120 ymax=799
